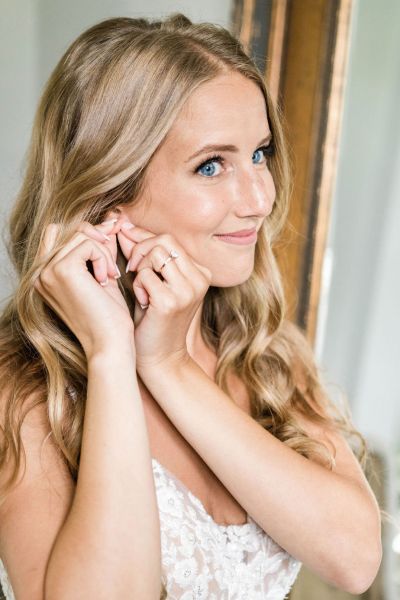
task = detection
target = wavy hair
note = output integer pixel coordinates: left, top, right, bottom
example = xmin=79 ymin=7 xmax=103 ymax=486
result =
xmin=0 ymin=12 xmax=384 ymax=599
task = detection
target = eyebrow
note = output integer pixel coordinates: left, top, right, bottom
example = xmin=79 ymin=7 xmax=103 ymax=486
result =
xmin=185 ymin=133 xmax=273 ymax=163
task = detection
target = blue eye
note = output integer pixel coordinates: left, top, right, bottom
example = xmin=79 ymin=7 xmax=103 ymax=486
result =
xmin=194 ymin=143 xmax=274 ymax=178
xmin=253 ymin=148 xmax=265 ymax=163
xmin=197 ymin=158 xmax=222 ymax=177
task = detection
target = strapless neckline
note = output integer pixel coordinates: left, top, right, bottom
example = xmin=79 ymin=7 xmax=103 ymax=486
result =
xmin=151 ymin=457 xmax=254 ymax=531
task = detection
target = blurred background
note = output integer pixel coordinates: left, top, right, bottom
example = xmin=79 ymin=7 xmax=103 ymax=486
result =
xmin=1 ymin=1 xmax=399 ymax=598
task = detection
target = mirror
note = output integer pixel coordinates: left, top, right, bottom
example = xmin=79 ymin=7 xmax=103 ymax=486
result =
xmin=232 ymin=1 xmax=397 ymax=598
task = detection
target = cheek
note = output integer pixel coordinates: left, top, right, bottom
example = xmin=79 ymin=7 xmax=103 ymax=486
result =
xmin=176 ymin=193 xmax=227 ymax=232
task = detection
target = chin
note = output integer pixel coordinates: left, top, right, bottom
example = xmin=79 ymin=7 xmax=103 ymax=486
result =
xmin=212 ymin=271 xmax=253 ymax=288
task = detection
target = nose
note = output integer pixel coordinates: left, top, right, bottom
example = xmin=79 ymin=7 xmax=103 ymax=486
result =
xmin=234 ymin=168 xmax=275 ymax=218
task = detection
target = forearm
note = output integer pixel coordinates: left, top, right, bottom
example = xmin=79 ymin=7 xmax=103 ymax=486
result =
xmin=46 ymin=340 xmax=161 ymax=600
xmin=140 ymin=356 xmax=379 ymax=590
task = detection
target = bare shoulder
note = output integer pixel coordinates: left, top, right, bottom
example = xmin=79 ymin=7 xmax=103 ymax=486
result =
xmin=0 ymin=388 xmax=75 ymax=599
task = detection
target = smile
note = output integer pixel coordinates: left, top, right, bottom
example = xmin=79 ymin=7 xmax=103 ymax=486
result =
xmin=213 ymin=230 xmax=257 ymax=245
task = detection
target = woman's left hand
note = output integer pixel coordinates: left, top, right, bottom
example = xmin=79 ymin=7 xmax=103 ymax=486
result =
xmin=117 ymin=222 xmax=212 ymax=372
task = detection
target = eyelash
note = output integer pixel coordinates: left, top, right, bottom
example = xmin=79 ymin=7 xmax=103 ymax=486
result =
xmin=194 ymin=142 xmax=275 ymax=175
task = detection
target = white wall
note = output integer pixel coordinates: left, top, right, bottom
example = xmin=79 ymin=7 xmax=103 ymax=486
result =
xmin=316 ymin=1 xmax=400 ymax=597
xmin=319 ymin=0 xmax=400 ymax=428
xmin=36 ymin=0 xmax=233 ymax=91
xmin=0 ymin=0 xmax=38 ymax=295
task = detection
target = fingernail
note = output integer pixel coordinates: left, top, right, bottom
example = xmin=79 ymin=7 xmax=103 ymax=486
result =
xmin=114 ymin=264 xmax=121 ymax=279
xmin=100 ymin=277 xmax=109 ymax=286
xmin=121 ymin=222 xmax=135 ymax=229
xmin=101 ymin=233 xmax=111 ymax=241
xmin=125 ymin=259 xmax=130 ymax=273
xmin=101 ymin=218 xmax=118 ymax=226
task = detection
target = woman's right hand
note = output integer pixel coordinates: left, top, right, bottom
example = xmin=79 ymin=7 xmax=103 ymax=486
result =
xmin=34 ymin=218 xmax=135 ymax=360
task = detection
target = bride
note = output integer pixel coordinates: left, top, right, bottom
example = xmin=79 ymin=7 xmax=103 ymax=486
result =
xmin=0 ymin=13 xmax=381 ymax=600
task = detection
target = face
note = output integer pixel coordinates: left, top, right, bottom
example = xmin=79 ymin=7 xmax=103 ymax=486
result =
xmin=121 ymin=71 xmax=276 ymax=287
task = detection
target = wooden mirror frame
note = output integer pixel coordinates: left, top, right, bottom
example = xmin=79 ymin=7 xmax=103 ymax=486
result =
xmin=231 ymin=0 xmax=353 ymax=347
xmin=230 ymin=3 xmax=388 ymax=599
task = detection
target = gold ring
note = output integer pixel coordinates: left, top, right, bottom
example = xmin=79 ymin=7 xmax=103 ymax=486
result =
xmin=160 ymin=249 xmax=179 ymax=271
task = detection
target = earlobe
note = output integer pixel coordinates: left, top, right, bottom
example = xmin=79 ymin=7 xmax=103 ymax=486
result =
xmin=102 ymin=207 xmax=122 ymax=223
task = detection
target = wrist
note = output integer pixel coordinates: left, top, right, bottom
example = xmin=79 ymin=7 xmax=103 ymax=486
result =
xmin=86 ymin=335 xmax=136 ymax=365
xmin=136 ymin=349 xmax=192 ymax=379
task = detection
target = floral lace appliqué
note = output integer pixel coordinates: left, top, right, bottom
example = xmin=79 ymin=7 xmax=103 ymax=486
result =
xmin=0 ymin=560 xmax=15 ymax=600
xmin=152 ymin=458 xmax=302 ymax=600
xmin=0 ymin=461 xmax=302 ymax=600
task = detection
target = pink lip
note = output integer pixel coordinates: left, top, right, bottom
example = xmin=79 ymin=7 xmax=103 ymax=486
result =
xmin=215 ymin=228 xmax=256 ymax=237
xmin=214 ymin=230 xmax=257 ymax=245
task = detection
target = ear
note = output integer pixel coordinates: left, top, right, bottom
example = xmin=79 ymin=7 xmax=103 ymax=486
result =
xmin=101 ymin=207 xmax=122 ymax=223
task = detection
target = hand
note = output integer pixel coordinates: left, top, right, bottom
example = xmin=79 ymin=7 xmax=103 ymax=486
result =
xmin=117 ymin=223 xmax=212 ymax=372
xmin=34 ymin=218 xmax=135 ymax=360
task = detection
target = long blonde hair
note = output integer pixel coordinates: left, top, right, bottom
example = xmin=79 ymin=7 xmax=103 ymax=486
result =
xmin=0 ymin=12 xmax=382 ymax=598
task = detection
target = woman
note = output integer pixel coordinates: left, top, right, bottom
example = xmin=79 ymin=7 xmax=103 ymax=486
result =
xmin=0 ymin=13 xmax=382 ymax=600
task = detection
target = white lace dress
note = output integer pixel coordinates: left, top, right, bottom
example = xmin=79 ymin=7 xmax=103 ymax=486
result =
xmin=152 ymin=458 xmax=302 ymax=599
xmin=0 ymin=459 xmax=302 ymax=599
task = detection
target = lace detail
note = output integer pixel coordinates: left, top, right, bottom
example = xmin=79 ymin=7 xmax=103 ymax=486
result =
xmin=0 ymin=560 xmax=15 ymax=600
xmin=152 ymin=458 xmax=302 ymax=599
xmin=0 ymin=460 xmax=302 ymax=600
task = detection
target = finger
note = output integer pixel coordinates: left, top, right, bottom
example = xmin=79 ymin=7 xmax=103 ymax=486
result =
xmin=118 ymin=223 xmax=155 ymax=243
xmin=49 ymin=233 xmax=120 ymax=283
xmin=133 ymin=299 xmax=147 ymax=328
xmin=95 ymin=216 xmax=124 ymax=243
xmin=117 ymin=223 xmax=156 ymax=270
xmin=78 ymin=220 xmax=115 ymax=243
xmin=79 ymin=219 xmax=121 ymax=265
xmin=117 ymin=228 xmax=137 ymax=271
xmin=126 ymin=235 xmax=196 ymax=284
xmin=75 ymin=219 xmax=122 ymax=275
xmin=55 ymin=238 xmax=113 ymax=287
xmin=132 ymin=266 xmax=169 ymax=309
xmin=39 ymin=220 xmax=118 ymax=261
xmin=136 ymin=245 xmax=188 ymax=290
xmin=121 ymin=228 xmax=211 ymax=285
xmin=38 ymin=223 xmax=60 ymax=260
xmin=125 ymin=234 xmax=178 ymax=274
xmin=38 ymin=222 xmax=119 ymax=277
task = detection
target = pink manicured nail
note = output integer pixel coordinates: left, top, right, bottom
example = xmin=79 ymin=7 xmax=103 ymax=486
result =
xmin=125 ymin=259 xmax=131 ymax=273
xmin=114 ymin=264 xmax=121 ymax=279
xmin=121 ymin=222 xmax=135 ymax=229
xmin=100 ymin=277 xmax=109 ymax=286
xmin=101 ymin=233 xmax=111 ymax=241
xmin=101 ymin=218 xmax=118 ymax=226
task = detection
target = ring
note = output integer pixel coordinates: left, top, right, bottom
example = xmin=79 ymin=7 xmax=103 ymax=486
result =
xmin=160 ymin=249 xmax=179 ymax=271
xmin=139 ymin=250 xmax=179 ymax=310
